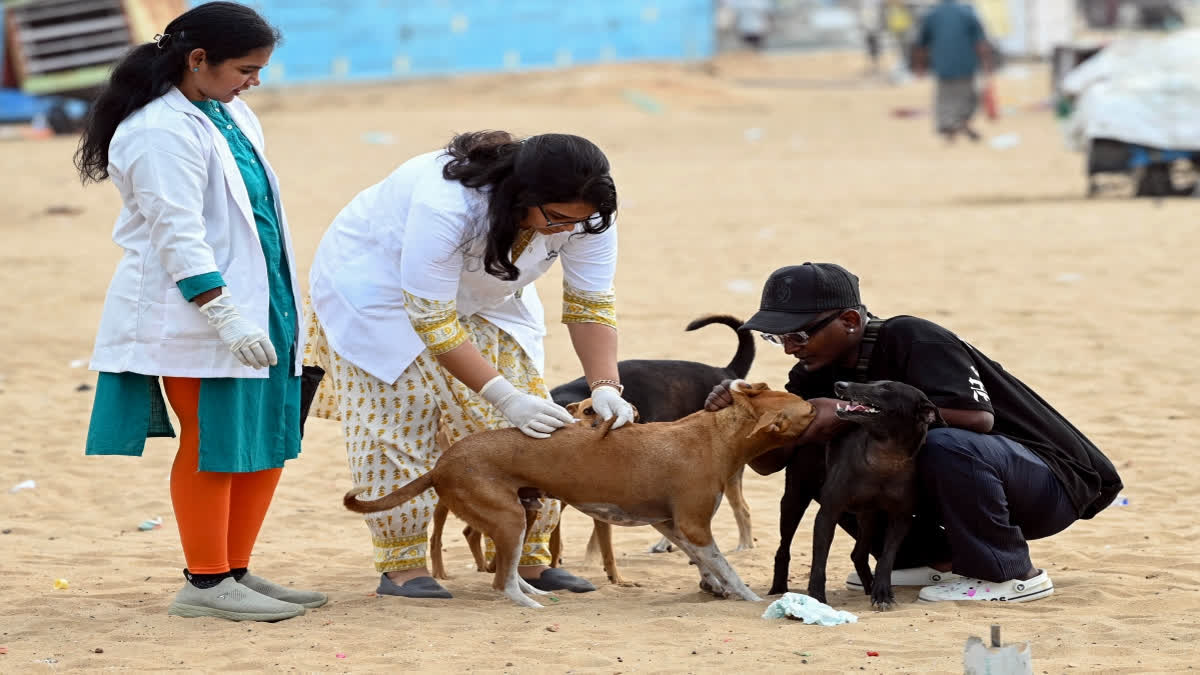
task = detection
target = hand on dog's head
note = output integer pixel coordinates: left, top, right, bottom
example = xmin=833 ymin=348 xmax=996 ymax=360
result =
xmin=729 ymin=382 xmax=817 ymax=439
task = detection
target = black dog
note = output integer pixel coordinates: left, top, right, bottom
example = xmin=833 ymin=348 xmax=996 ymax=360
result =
xmin=769 ymin=380 xmax=942 ymax=610
xmin=551 ymin=314 xmax=756 ymax=553
xmin=551 ymin=315 xmax=754 ymax=421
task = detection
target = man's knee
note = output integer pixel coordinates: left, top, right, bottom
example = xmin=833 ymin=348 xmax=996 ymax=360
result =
xmin=921 ymin=427 xmax=979 ymax=461
xmin=918 ymin=427 xmax=995 ymax=488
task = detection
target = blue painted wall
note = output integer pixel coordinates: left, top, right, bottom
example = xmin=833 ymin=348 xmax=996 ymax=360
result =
xmin=197 ymin=1 xmax=715 ymax=86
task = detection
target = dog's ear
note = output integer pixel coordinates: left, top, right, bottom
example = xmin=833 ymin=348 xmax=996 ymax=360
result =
xmin=734 ymin=381 xmax=771 ymax=397
xmin=565 ymin=401 xmax=582 ymax=416
xmin=747 ymin=410 xmax=788 ymax=438
xmin=920 ymin=403 xmax=946 ymax=427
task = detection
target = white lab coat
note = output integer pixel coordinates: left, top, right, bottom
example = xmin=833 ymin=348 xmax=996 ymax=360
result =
xmin=89 ymin=87 xmax=304 ymax=378
xmin=309 ymin=150 xmax=618 ymax=385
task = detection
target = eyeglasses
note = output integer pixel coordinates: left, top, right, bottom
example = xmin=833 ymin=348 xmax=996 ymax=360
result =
xmin=538 ymin=205 xmax=602 ymax=229
xmin=760 ymin=311 xmax=842 ymax=347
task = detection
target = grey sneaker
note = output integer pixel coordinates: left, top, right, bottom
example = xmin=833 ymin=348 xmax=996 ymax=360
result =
xmin=168 ymin=577 xmax=306 ymax=622
xmin=238 ymin=572 xmax=328 ymax=608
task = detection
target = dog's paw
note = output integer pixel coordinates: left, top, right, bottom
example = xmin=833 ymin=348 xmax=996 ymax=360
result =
xmin=648 ymin=538 xmax=675 ymax=554
xmin=870 ymin=589 xmax=896 ymax=611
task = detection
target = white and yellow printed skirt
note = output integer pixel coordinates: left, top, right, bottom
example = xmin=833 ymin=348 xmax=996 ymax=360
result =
xmin=303 ymin=302 xmax=560 ymax=572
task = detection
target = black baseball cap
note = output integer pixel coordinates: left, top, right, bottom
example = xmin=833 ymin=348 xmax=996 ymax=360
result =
xmin=740 ymin=263 xmax=861 ymax=334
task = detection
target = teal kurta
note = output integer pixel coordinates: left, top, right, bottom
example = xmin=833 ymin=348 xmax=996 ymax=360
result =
xmin=85 ymin=99 xmax=300 ymax=473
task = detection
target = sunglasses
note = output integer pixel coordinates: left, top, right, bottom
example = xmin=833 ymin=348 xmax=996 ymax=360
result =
xmin=538 ymin=205 xmax=602 ymax=229
xmin=760 ymin=311 xmax=843 ymax=347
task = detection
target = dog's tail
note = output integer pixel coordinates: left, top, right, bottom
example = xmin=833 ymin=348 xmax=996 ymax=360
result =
xmin=343 ymin=472 xmax=435 ymax=514
xmin=685 ymin=314 xmax=754 ymax=379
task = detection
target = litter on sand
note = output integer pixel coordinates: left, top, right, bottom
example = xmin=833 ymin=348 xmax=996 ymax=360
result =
xmin=9 ymin=479 xmax=36 ymax=493
xmin=725 ymin=279 xmax=756 ymax=294
xmin=621 ymin=89 xmax=664 ymax=115
xmin=335 ymin=653 xmax=347 ymax=659
xmin=989 ymin=133 xmax=1021 ymax=150
xmin=138 ymin=516 xmax=163 ymax=531
xmin=1111 ymin=495 xmax=1130 ymax=507
xmin=53 ymin=578 xmax=69 ymax=590
xmin=762 ymin=593 xmax=859 ymax=625
xmin=360 ymin=132 xmax=395 ymax=145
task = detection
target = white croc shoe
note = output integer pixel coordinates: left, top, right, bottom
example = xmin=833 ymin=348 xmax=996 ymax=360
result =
xmin=846 ymin=566 xmax=963 ymax=590
xmin=917 ymin=569 xmax=1054 ymax=604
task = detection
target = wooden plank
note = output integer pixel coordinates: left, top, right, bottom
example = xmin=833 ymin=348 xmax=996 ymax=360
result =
xmin=122 ymin=0 xmax=189 ymax=44
xmin=20 ymin=16 xmax=127 ymax=43
xmin=22 ymin=29 xmax=128 ymax=57
xmin=25 ymin=44 xmax=128 ymax=74
xmin=13 ymin=0 xmax=123 ymax=25
xmin=21 ymin=63 xmax=112 ymax=95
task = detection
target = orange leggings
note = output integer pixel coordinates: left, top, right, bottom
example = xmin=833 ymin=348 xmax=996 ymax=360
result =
xmin=164 ymin=377 xmax=282 ymax=574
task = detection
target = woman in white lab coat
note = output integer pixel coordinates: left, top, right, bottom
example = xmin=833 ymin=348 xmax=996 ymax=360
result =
xmin=78 ymin=2 xmax=324 ymax=621
xmin=304 ymin=130 xmax=636 ymax=598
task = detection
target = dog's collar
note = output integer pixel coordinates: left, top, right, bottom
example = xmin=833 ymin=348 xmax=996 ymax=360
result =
xmin=854 ymin=319 xmax=885 ymax=381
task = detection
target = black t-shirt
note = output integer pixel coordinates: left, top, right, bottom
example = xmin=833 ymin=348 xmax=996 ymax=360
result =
xmin=786 ymin=315 xmax=1123 ymax=519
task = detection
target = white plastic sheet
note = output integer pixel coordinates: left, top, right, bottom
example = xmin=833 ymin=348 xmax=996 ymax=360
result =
xmin=1062 ymin=29 xmax=1200 ymax=151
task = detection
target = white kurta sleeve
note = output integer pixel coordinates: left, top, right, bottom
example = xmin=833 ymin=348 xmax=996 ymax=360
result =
xmin=559 ymin=220 xmax=617 ymax=292
xmin=559 ymin=222 xmax=618 ymax=328
xmin=124 ymin=127 xmax=220 ymax=283
xmin=398 ymin=197 xmax=467 ymax=302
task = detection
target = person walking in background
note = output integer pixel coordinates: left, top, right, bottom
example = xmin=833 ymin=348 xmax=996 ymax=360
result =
xmin=728 ymin=0 xmax=773 ymax=50
xmin=860 ymin=0 xmax=884 ymax=74
xmin=884 ymin=0 xmax=916 ymax=76
xmin=913 ymin=0 xmax=993 ymax=142
xmin=78 ymin=2 xmax=325 ymax=622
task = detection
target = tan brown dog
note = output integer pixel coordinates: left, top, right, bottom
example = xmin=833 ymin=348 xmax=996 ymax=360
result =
xmin=428 ymin=400 xmax=633 ymax=586
xmin=345 ymin=382 xmax=814 ymax=608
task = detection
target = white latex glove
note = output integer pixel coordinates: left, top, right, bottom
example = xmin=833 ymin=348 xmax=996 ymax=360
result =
xmin=479 ymin=375 xmax=574 ymax=439
xmin=198 ymin=288 xmax=277 ymax=369
xmin=590 ymin=385 xmax=635 ymax=430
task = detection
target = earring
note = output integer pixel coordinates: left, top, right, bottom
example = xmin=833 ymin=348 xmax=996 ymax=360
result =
xmin=848 ymin=329 xmax=855 ymax=334
xmin=192 ymin=67 xmax=199 ymax=72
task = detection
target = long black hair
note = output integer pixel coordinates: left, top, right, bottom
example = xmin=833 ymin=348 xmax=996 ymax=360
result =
xmin=74 ymin=2 xmax=280 ymax=183
xmin=442 ymin=130 xmax=618 ymax=281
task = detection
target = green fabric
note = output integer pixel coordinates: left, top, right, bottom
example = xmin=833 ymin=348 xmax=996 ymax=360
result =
xmin=177 ymin=271 xmax=226 ymax=301
xmin=84 ymin=100 xmax=300 ymax=473
xmin=86 ymin=373 xmax=176 ymax=455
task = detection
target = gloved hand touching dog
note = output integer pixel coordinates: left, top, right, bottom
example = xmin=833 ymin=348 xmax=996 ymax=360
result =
xmin=480 ymin=375 xmax=575 ymax=439
xmin=590 ymin=385 xmax=636 ymax=429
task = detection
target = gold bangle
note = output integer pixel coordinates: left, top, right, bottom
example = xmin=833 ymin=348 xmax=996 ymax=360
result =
xmin=589 ymin=379 xmax=624 ymax=395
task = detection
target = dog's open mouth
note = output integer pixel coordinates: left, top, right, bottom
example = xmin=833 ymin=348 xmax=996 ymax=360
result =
xmin=836 ymin=401 xmax=880 ymax=415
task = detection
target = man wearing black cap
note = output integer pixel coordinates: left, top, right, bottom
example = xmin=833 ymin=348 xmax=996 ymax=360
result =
xmin=705 ymin=262 xmax=1123 ymax=603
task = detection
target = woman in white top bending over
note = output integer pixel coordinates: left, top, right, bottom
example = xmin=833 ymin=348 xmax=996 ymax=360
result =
xmin=304 ymin=130 xmax=635 ymax=598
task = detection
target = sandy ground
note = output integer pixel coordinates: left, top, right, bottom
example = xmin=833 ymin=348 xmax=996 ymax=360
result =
xmin=2 ymin=49 xmax=1199 ymax=673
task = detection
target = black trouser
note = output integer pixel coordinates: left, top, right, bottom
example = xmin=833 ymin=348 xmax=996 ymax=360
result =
xmin=840 ymin=428 xmax=1078 ymax=582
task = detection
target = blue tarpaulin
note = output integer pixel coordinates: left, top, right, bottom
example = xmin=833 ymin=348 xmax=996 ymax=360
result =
xmin=193 ymin=0 xmax=715 ymax=86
